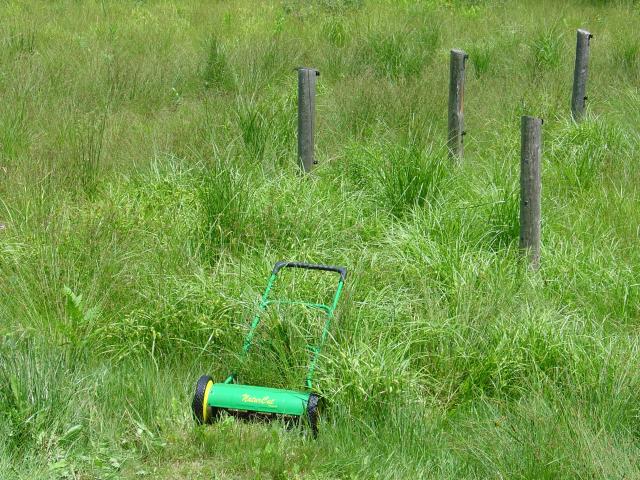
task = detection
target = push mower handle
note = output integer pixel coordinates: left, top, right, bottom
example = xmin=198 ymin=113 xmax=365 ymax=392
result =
xmin=272 ymin=261 xmax=347 ymax=281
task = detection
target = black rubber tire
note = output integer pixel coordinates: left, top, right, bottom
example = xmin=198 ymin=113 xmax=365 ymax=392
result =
xmin=307 ymin=393 xmax=320 ymax=438
xmin=192 ymin=375 xmax=214 ymax=425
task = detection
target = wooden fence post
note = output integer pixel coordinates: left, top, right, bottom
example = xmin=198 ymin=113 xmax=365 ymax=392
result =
xmin=448 ymin=49 xmax=468 ymax=161
xmin=520 ymin=116 xmax=542 ymax=270
xmin=571 ymin=29 xmax=593 ymax=121
xmin=297 ymin=67 xmax=319 ymax=172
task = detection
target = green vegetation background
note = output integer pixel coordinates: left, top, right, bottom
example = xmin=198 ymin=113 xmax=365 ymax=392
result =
xmin=1 ymin=0 xmax=640 ymax=478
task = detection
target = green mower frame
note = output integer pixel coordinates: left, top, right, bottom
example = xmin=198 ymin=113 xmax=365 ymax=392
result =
xmin=192 ymin=261 xmax=347 ymax=436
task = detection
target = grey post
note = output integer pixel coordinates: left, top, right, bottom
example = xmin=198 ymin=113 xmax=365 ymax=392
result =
xmin=297 ymin=67 xmax=319 ymax=172
xmin=520 ymin=116 xmax=542 ymax=270
xmin=448 ymin=49 xmax=468 ymax=161
xmin=571 ymin=29 xmax=593 ymax=121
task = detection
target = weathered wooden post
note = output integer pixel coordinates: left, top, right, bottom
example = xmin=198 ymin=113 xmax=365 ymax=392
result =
xmin=297 ymin=67 xmax=319 ymax=172
xmin=448 ymin=49 xmax=468 ymax=161
xmin=520 ymin=116 xmax=542 ymax=270
xmin=571 ymin=29 xmax=593 ymax=121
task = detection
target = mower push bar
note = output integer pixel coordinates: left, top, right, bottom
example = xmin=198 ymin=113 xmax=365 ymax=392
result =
xmin=228 ymin=261 xmax=347 ymax=390
xmin=271 ymin=261 xmax=347 ymax=282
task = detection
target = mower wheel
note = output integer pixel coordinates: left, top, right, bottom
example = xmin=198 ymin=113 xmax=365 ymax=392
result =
xmin=192 ymin=375 xmax=216 ymax=425
xmin=307 ymin=393 xmax=320 ymax=437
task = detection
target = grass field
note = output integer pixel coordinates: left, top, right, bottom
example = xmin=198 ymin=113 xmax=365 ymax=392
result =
xmin=2 ymin=0 xmax=640 ymax=478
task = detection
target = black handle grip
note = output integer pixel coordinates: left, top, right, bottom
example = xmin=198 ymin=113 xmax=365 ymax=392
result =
xmin=272 ymin=261 xmax=347 ymax=281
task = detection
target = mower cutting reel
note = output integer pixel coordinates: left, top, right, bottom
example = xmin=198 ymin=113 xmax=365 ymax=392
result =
xmin=192 ymin=261 xmax=346 ymax=436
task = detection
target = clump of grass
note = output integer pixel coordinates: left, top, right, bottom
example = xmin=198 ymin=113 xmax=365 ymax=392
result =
xmin=342 ymin=139 xmax=449 ymax=216
xmin=530 ymin=28 xmax=563 ymax=73
xmin=99 ymin=272 xmax=234 ymax=360
xmin=322 ymin=17 xmax=348 ymax=48
xmin=69 ymin=112 xmax=107 ymax=197
xmin=468 ymin=43 xmax=494 ymax=78
xmin=202 ymin=34 xmax=235 ymax=91
xmin=614 ymin=40 xmax=640 ymax=81
xmin=548 ymin=117 xmax=627 ymax=194
xmin=485 ymin=184 xmax=519 ymax=250
xmin=198 ymin=156 xmax=252 ymax=258
xmin=455 ymin=309 xmax=587 ymax=400
xmin=284 ymin=0 xmax=363 ymax=15
xmin=318 ymin=0 xmax=364 ymax=11
xmin=0 ymin=339 xmax=87 ymax=457
xmin=235 ymin=97 xmax=268 ymax=163
xmin=375 ymin=142 xmax=449 ymax=217
xmin=104 ymin=53 xmax=163 ymax=107
xmin=336 ymin=78 xmax=385 ymax=139
xmin=4 ymin=29 xmax=36 ymax=56
xmin=0 ymin=95 xmax=29 ymax=160
xmin=233 ymin=93 xmax=296 ymax=169
xmin=364 ymin=27 xmax=439 ymax=79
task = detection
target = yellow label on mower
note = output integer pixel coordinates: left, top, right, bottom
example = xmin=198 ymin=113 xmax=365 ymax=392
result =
xmin=241 ymin=394 xmax=277 ymax=408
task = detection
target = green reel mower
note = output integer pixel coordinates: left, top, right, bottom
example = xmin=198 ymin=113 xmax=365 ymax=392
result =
xmin=192 ymin=261 xmax=347 ymax=436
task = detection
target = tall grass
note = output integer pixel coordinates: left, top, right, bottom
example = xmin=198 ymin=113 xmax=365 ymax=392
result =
xmin=1 ymin=0 xmax=640 ymax=478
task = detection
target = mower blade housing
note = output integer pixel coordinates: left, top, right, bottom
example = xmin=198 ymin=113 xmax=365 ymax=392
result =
xmin=208 ymin=383 xmax=310 ymax=416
